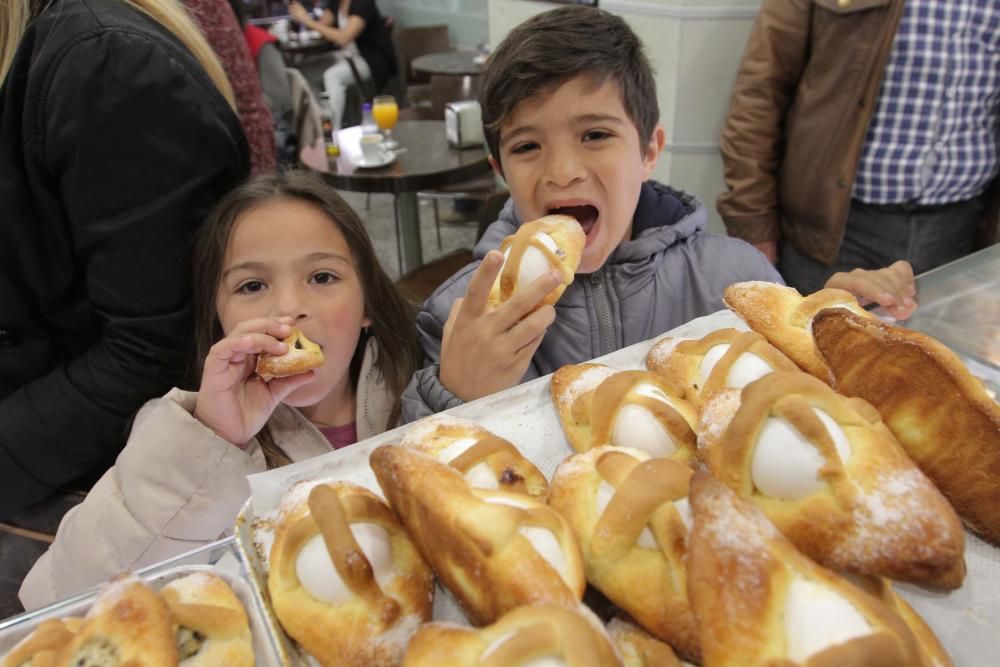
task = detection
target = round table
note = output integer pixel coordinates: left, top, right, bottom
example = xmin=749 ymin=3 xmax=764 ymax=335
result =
xmin=411 ymin=50 xmax=483 ymax=77
xmin=324 ymin=120 xmax=492 ymax=273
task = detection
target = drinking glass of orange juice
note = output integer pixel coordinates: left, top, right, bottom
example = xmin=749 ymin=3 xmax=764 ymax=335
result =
xmin=372 ymin=95 xmax=399 ymax=149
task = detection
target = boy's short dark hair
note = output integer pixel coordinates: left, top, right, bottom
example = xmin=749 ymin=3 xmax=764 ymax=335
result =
xmin=478 ymin=5 xmax=658 ymax=167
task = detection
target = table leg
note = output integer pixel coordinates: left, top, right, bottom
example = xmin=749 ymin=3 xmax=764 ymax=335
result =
xmin=395 ymin=192 xmax=423 ymax=274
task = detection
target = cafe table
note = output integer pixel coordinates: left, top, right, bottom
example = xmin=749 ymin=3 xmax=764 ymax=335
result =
xmin=323 ymin=120 xmax=492 ymax=273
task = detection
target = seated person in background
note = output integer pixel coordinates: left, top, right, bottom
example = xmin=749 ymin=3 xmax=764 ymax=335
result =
xmin=0 ymin=0 xmax=249 ymax=616
xmin=19 ymin=171 xmax=422 ymax=610
xmin=401 ymin=5 xmax=916 ymax=423
xmin=289 ymin=0 xmax=396 ymax=131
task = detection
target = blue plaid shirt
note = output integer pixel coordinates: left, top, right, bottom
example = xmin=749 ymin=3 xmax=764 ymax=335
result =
xmin=853 ymin=0 xmax=1000 ymax=205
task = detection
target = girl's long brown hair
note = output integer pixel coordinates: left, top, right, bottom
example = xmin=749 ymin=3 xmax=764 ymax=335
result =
xmin=192 ymin=170 xmax=421 ymax=467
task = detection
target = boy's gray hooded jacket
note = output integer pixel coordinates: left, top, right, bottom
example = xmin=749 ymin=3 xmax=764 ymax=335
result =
xmin=401 ymin=181 xmax=782 ymax=422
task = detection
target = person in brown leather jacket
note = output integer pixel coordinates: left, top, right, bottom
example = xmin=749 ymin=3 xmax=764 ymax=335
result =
xmin=717 ymin=0 xmax=999 ymax=294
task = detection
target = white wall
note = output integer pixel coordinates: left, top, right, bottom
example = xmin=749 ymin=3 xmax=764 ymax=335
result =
xmin=487 ymin=0 xmax=762 ymax=235
xmin=382 ymin=0 xmax=489 ymax=50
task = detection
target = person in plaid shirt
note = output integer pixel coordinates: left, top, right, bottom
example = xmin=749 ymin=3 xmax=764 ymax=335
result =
xmin=718 ymin=0 xmax=1000 ymax=294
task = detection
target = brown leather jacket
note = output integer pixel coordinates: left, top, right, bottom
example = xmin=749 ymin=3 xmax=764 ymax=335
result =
xmin=717 ymin=0 xmax=999 ymax=264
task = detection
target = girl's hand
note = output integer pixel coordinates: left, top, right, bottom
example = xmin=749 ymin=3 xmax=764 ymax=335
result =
xmin=825 ymin=260 xmax=918 ymax=320
xmin=194 ymin=318 xmax=316 ymax=446
xmin=288 ymin=1 xmax=310 ymax=24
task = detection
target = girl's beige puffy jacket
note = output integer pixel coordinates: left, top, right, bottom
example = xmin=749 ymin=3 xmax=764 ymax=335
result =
xmin=19 ymin=339 xmax=395 ymax=610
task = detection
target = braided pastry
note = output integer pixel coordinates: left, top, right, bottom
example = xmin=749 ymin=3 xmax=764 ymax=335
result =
xmin=812 ymin=307 xmax=1000 ymax=546
xmin=698 ymin=371 xmax=965 ymax=589
xmin=607 ymin=617 xmax=689 ymax=667
xmin=160 ymin=572 xmax=254 ymax=666
xmin=268 ymin=481 xmax=433 ymax=666
xmin=645 ymin=328 xmax=798 ymax=408
xmin=489 ymin=215 xmax=585 ymax=310
xmin=548 ymin=446 xmax=698 ymax=660
xmin=1 ymin=618 xmax=80 ymax=667
xmin=401 ymin=415 xmax=547 ymax=497
xmin=687 ymin=472 xmax=932 ymax=667
xmin=551 ymin=363 xmax=698 ymax=462
xmin=402 ymin=604 xmax=621 ymax=667
xmin=256 ymin=327 xmax=324 ymax=381
xmin=723 ymin=282 xmax=873 ymax=380
xmin=370 ymin=445 xmax=586 ymax=625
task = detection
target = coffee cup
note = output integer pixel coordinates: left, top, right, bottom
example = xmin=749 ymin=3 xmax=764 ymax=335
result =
xmin=359 ymin=134 xmax=383 ymax=162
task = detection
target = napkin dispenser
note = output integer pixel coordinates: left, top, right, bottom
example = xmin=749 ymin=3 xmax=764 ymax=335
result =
xmin=445 ymin=100 xmax=484 ymax=149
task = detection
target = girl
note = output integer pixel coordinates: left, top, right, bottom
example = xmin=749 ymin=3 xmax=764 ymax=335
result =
xmin=19 ymin=170 xmax=421 ymax=609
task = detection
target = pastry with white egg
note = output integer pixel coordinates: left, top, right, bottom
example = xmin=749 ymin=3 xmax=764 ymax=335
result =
xmin=686 ymin=471 xmax=932 ymax=667
xmin=267 ymin=481 xmax=433 ymax=667
xmin=401 ymin=415 xmax=547 ymax=498
xmin=159 ymin=572 xmax=254 ymax=666
xmin=723 ymin=282 xmax=874 ymax=380
xmin=551 ymin=364 xmax=697 ymax=463
xmin=548 ymin=447 xmax=699 ymax=661
xmin=645 ymin=328 xmax=798 ymax=408
xmin=54 ymin=576 xmax=179 ymax=666
xmin=1 ymin=618 xmax=80 ymax=667
xmin=402 ymin=604 xmax=621 ymax=666
xmin=698 ymin=371 xmax=965 ymax=589
xmin=813 ymin=307 xmax=1000 ymax=546
xmin=370 ymin=444 xmax=586 ymax=625
xmin=607 ymin=617 xmax=691 ymax=667
xmin=255 ymin=327 xmax=324 ymax=382
xmin=489 ymin=215 xmax=585 ymax=310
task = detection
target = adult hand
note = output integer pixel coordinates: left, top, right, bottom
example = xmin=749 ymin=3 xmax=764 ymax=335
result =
xmin=288 ymin=1 xmax=310 ymax=24
xmin=825 ymin=260 xmax=917 ymax=320
xmin=754 ymin=240 xmax=778 ymax=263
xmin=439 ymin=251 xmax=561 ymax=402
xmin=194 ymin=317 xmax=316 ymax=446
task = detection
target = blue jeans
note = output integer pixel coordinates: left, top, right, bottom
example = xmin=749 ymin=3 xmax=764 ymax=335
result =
xmin=780 ymin=197 xmax=983 ymax=294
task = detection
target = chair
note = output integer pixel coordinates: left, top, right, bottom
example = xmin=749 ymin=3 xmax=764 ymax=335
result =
xmin=286 ymin=67 xmax=328 ymax=172
xmin=392 ymin=24 xmax=451 ymax=114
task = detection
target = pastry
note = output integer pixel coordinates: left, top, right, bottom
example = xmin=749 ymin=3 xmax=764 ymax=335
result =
xmin=255 ymin=327 xmax=324 ymax=381
xmin=645 ymin=328 xmax=799 ymax=408
xmin=723 ymin=281 xmax=874 ymax=380
xmin=1 ymin=618 xmax=79 ymax=667
xmin=159 ymin=572 xmax=254 ymax=666
xmin=812 ymin=307 xmax=1000 ymax=545
xmin=607 ymin=617 xmax=690 ymax=667
xmin=402 ymin=604 xmax=621 ymax=666
xmin=697 ymin=370 xmax=965 ymax=589
xmin=401 ymin=415 xmax=547 ymax=497
xmin=370 ymin=444 xmax=586 ymax=625
xmin=54 ymin=576 xmax=179 ymax=666
xmin=686 ymin=471 xmax=931 ymax=667
xmin=489 ymin=215 xmax=585 ymax=310
xmin=548 ymin=446 xmax=699 ymax=660
xmin=268 ymin=481 xmax=433 ymax=666
xmin=551 ymin=363 xmax=698 ymax=462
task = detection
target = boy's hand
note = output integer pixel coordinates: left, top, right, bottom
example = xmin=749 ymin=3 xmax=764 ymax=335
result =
xmin=824 ymin=260 xmax=918 ymax=321
xmin=440 ymin=251 xmax=561 ymax=402
xmin=194 ymin=317 xmax=315 ymax=446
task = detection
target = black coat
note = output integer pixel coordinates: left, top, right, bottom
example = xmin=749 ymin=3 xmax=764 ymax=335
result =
xmin=0 ymin=0 xmax=250 ymax=517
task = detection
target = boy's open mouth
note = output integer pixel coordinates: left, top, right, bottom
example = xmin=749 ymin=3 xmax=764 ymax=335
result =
xmin=549 ymin=205 xmax=599 ymax=241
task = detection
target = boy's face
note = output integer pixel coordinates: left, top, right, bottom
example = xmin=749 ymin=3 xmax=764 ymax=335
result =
xmin=492 ymin=76 xmax=665 ymax=274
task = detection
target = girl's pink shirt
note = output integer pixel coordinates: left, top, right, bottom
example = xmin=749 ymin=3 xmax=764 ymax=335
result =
xmin=319 ymin=421 xmax=358 ymax=449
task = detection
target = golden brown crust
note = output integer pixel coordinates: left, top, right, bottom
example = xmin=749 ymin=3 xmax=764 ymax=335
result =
xmin=698 ymin=371 xmax=965 ymax=589
xmin=159 ymin=572 xmax=254 ymax=667
xmin=548 ymin=447 xmax=699 ymax=661
xmin=267 ymin=481 xmax=433 ymax=667
xmin=55 ymin=577 xmax=179 ymax=666
xmin=645 ymin=328 xmax=799 ymax=408
xmin=686 ymin=472 xmax=931 ymax=667
xmin=1 ymin=619 xmax=77 ymax=667
xmin=488 ymin=215 xmax=585 ymax=310
xmin=370 ymin=445 xmax=585 ymax=625
xmin=402 ymin=605 xmax=621 ymax=666
xmin=812 ymin=308 xmax=1000 ymax=546
xmin=607 ymin=617 xmax=685 ymax=667
xmin=255 ymin=327 xmax=324 ymax=381
xmin=723 ymin=282 xmax=873 ymax=380
xmin=550 ymin=363 xmax=698 ymax=463
xmin=401 ymin=416 xmax=548 ymax=498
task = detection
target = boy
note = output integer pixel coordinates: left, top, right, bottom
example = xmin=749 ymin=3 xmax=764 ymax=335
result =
xmin=401 ymin=6 xmax=915 ymax=422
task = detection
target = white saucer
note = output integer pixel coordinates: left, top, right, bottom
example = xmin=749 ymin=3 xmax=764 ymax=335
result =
xmin=355 ymin=151 xmax=396 ymax=169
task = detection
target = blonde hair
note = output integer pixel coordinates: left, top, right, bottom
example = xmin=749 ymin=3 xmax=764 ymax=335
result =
xmin=1 ymin=0 xmax=235 ymax=110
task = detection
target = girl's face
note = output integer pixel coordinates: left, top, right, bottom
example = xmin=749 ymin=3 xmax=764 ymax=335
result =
xmin=216 ymin=198 xmax=370 ymax=412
